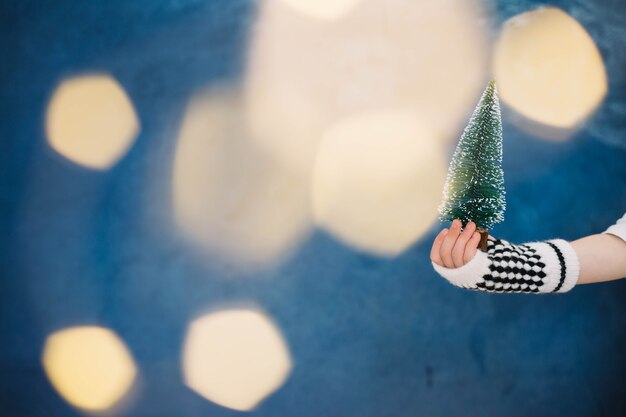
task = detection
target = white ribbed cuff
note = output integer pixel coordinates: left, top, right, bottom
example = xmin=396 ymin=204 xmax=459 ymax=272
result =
xmin=535 ymin=239 xmax=580 ymax=293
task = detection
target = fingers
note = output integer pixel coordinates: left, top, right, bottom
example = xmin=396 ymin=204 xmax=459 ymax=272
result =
xmin=451 ymin=221 xmax=476 ymax=267
xmin=433 ymin=220 xmax=483 ymax=269
xmin=440 ymin=219 xmax=462 ymax=268
xmin=430 ymin=228 xmax=448 ymax=266
xmin=464 ymin=232 xmax=481 ymax=264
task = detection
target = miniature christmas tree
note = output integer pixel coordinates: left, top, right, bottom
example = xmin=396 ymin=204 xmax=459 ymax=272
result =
xmin=438 ymin=80 xmax=505 ymax=250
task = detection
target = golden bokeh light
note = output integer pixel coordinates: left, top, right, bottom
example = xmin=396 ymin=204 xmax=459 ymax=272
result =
xmin=312 ymin=109 xmax=446 ymax=256
xmin=46 ymin=74 xmax=140 ymax=169
xmin=172 ymin=88 xmax=311 ymax=269
xmin=276 ymin=0 xmax=361 ymax=20
xmin=493 ymin=7 xmax=607 ymax=133
xmin=42 ymin=326 xmax=137 ymax=411
xmin=245 ymin=0 xmax=489 ymax=176
xmin=182 ymin=309 xmax=292 ymax=411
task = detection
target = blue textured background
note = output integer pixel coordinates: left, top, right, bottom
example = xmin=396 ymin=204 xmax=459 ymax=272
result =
xmin=1 ymin=1 xmax=625 ymax=416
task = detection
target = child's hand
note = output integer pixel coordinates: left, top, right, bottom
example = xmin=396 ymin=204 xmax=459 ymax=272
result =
xmin=430 ymin=219 xmax=481 ymax=268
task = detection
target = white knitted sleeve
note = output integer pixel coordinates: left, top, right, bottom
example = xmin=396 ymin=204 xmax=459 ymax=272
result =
xmin=432 ymin=238 xmax=580 ymax=294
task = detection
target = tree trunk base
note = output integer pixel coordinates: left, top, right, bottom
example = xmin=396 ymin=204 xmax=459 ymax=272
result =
xmin=478 ymin=228 xmax=489 ymax=252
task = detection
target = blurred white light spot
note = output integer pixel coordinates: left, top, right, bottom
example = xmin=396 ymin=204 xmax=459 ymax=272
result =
xmin=276 ymin=0 xmax=361 ymax=20
xmin=246 ymin=0 xmax=489 ymax=176
xmin=172 ymin=88 xmax=311 ymax=269
xmin=494 ymin=7 xmax=607 ymax=132
xmin=42 ymin=326 xmax=137 ymax=411
xmin=46 ymin=74 xmax=140 ymax=169
xmin=313 ymin=109 xmax=446 ymax=256
xmin=182 ymin=309 xmax=292 ymax=411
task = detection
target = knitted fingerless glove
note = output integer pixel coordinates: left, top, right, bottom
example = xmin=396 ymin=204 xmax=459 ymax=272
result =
xmin=432 ymin=238 xmax=580 ymax=293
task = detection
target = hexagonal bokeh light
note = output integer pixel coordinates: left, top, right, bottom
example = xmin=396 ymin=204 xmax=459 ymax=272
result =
xmin=172 ymin=88 xmax=312 ymax=269
xmin=182 ymin=308 xmax=292 ymax=411
xmin=246 ymin=0 xmax=489 ymax=176
xmin=41 ymin=326 xmax=137 ymax=411
xmin=494 ymin=7 xmax=607 ymax=137
xmin=46 ymin=74 xmax=140 ymax=169
xmin=312 ymin=109 xmax=446 ymax=256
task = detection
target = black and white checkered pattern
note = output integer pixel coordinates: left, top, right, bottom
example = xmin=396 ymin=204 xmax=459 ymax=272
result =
xmin=432 ymin=237 xmax=579 ymax=294
xmin=476 ymin=239 xmax=548 ymax=293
